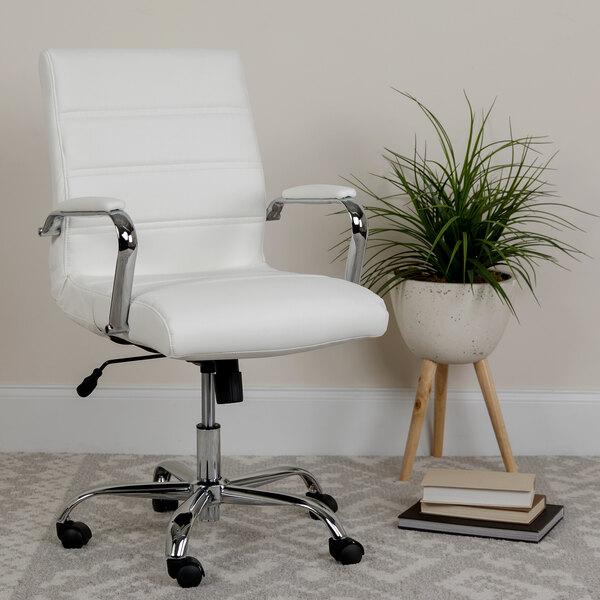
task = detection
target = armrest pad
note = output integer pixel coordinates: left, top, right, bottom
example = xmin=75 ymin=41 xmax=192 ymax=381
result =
xmin=57 ymin=196 xmax=126 ymax=212
xmin=281 ymin=184 xmax=356 ymax=200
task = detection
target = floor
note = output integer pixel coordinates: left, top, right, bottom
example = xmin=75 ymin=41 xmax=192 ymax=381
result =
xmin=1 ymin=453 xmax=599 ymax=600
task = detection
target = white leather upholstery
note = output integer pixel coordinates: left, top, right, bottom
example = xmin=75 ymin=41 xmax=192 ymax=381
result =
xmin=40 ymin=49 xmax=388 ymax=359
xmin=76 ymin=266 xmax=385 ymax=359
xmin=282 ymin=185 xmax=356 ymax=199
xmin=40 ymin=49 xmax=265 ymax=281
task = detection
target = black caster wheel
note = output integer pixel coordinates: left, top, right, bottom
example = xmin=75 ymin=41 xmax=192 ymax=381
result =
xmin=56 ymin=520 xmax=92 ymax=549
xmin=152 ymin=467 xmax=179 ymax=513
xmin=306 ymin=491 xmax=338 ymax=520
xmin=167 ymin=556 xmax=205 ymax=588
xmin=329 ymin=537 xmax=364 ymax=565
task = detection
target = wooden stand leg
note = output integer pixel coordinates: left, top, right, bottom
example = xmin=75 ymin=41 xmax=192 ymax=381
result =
xmin=399 ymin=359 xmax=437 ymax=481
xmin=432 ymin=364 xmax=449 ymax=458
xmin=473 ymin=358 xmax=517 ymax=473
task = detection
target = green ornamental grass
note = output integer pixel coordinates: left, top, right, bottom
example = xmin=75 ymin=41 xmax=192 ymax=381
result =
xmin=347 ymin=91 xmax=585 ymax=314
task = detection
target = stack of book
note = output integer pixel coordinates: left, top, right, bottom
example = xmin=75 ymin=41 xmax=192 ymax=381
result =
xmin=397 ymin=468 xmax=564 ymax=542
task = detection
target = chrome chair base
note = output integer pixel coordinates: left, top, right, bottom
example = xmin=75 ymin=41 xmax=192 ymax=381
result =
xmin=56 ymin=457 xmax=363 ymax=587
xmin=55 ymin=366 xmax=364 ymax=588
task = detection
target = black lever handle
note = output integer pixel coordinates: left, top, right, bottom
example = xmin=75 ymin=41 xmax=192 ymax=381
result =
xmin=76 ymin=354 xmax=164 ymax=397
xmin=76 ymin=368 xmax=103 ymax=397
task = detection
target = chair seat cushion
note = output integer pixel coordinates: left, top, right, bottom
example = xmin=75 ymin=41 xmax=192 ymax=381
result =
xmin=74 ymin=266 xmax=388 ymax=359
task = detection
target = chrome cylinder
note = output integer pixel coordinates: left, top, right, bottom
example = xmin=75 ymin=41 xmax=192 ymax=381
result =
xmin=197 ymin=423 xmax=221 ymax=483
xmin=201 ymin=371 xmax=215 ymax=427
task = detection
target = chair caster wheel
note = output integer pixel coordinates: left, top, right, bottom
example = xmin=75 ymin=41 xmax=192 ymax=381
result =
xmin=306 ymin=491 xmax=338 ymax=520
xmin=167 ymin=556 xmax=205 ymax=588
xmin=329 ymin=537 xmax=364 ymax=565
xmin=152 ymin=498 xmax=180 ymax=513
xmin=152 ymin=467 xmax=179 ymax=513
xmin=56 ymin=520 xmax=92 ymax=549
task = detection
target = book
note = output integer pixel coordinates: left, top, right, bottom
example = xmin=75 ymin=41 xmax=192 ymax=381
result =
xmin=420 ymin=494 xmax=546 ymax=524
xmin=421 ymin=468 xmax=536 ymax=508
xmin=397 ymin=501 xmax=564 ymax=542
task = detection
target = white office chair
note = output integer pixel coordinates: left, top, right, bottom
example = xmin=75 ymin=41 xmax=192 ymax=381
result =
xmin=38 ymin=49 xmax=389 ymax=588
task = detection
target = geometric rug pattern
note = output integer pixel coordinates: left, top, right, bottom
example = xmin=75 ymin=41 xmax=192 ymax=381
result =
xmin=2 ymin=453 xmax=599 ymax=599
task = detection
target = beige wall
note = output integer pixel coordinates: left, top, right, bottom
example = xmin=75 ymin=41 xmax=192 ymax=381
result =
xmin=1 ymin=0 xmax=598 ymax=391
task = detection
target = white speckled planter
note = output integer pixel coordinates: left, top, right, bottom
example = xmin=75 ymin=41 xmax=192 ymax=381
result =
xmin=389 ymin=277 xmax=516 ymax=364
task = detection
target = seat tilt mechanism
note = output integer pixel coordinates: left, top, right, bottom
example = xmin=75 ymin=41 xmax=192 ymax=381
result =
xmin=199 ymin=360 xmax=243 ymax=405
xmin=77 ymin=355 xmax=243 ymax=405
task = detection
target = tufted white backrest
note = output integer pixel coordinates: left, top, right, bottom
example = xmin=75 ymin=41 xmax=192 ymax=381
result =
xmin=39 ymin=49 xmax=267 ymax=285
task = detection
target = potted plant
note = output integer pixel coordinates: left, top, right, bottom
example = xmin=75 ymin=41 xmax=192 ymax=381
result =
xmin=348 ymin=91 xmax=584 ymax=479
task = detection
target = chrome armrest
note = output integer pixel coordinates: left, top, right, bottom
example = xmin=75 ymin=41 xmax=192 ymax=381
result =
xmin=266 ymin=185 xmax=367 ymax=284
xmin=39 ymin=204 xmax=138 ymax=337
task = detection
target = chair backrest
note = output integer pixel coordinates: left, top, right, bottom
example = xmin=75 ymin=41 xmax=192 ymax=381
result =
xmin=39 ymin=49 xmax=267 ymax=284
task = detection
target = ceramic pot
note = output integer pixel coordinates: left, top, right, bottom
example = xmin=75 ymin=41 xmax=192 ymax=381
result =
xmin=389 ymin=276 xmax=516 ymax=364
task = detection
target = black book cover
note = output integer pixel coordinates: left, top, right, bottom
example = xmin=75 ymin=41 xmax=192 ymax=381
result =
xmin=397 ymin=501 xmax=564 ymax=542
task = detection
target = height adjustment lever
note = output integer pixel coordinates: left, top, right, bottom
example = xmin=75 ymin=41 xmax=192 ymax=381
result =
xmin=76 ymin=353 xmax=165 ymax=397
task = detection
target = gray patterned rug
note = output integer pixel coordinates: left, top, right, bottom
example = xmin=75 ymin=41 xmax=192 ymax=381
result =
xmin=1 ymin=453 xmax=599 ymax=600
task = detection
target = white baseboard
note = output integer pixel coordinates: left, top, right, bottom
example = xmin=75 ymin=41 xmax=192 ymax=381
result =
xmin=1 ymin=385 xmax=599 ymax=455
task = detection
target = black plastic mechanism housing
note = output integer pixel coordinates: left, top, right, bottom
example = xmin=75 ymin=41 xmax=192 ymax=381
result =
xmin=214 ymin=360 xmax=243 ymax=404
xmin=197 ymin=360 xmax=243 ymax=404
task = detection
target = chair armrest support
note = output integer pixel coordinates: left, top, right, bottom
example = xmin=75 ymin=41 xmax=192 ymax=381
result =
xmin=39 ymin=198 xmax=138 ymax=337
xmin=266 ymin=185 xmax=367 ymax=284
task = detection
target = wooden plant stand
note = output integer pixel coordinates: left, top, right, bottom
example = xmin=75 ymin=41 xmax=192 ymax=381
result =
xmin=399 ymin=357 xmax=517 ymax=481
